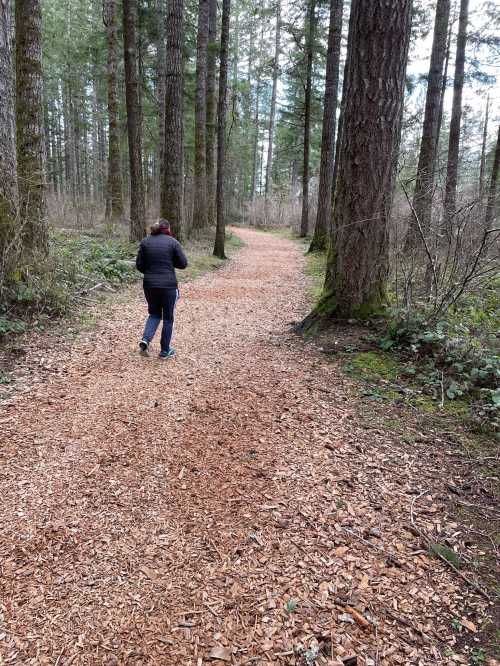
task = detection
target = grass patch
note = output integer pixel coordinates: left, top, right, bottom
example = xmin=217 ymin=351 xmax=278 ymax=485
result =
xmin=179 ymin=230 xmax=243 ymax=283
xmin=345 ymin=350 xmax=401 ymax=382
xmin=304 ymin=250 xmax=327 ymax=303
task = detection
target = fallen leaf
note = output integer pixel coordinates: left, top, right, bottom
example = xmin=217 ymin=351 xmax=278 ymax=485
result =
xmin=345 ymin=605 xmax=370 ymax=630
xmin=334 ymin=546 xmax=349 ymax=557
xmin=208 ymin=646 xmax=232 ymax=661
xmin=460 ymin=618 xmax=477 ymax=633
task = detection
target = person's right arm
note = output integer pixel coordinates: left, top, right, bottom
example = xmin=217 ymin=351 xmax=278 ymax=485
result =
xmin=136 ymin=241 xmax=146 ymax=273
xmin=172 ymin=241 xmax=188 ymax=270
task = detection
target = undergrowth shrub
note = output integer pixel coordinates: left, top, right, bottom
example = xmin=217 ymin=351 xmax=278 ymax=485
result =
xmin=380 ymin=302 xmax=499 ymax=434
xmin=0 ymin=233 xmax=137 ymax=332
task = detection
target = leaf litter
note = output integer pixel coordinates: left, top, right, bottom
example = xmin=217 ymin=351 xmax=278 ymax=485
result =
xmin=0 ymin=228 xmax=496 ymax=665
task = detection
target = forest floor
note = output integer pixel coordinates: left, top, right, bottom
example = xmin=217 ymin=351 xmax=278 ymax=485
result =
xmin=0 ymin=228 xmax=498 ymax=666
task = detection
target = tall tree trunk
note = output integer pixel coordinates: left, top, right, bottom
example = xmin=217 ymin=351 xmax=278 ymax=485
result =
xmin=300 ymin=0 xmax=316 ymax=238
xmin=478 ymin=94 xmax=489 ymax=199
xmin=484 ymin=125 xmax=499 ymax=229
xmin=406 ymin=0 xmax=450 ymax=248
xmin=309 ymin=0 xmax=343 ymax=252
xmin=435 ymin=5 xmax=454 ymax=161
xmin=56 ymin=100 xmax=64 ymax=195
xmin=72 ymin=95 xmax=82 ymax=202
xmin=250 ymin=86 xmax=260 ymax=204
xmin=264 ymin=0 xmax=281 ymax=216
xmin=63 ymin=82 xmax=73 ymax=202
xmin=15 ymin=0 xmax=48 ymax=255
xmin=193 ymin=0 xmax=209 ymax=230
xmin=104 ymin=0 xmax=124 ymax=219
xmin=213 ymin=0 xmax=231 ymax=258
xmin=443 ymin=0 xmax=468 ymax=231
xmin=303 ymin=0 xmax=411 ymax=324
xmin=206 ymin=0 xmax=217 ymax=227
xmin=0 ymin=0 xmax=18 ymax=270
xmin=250 ymin=21 xmax=263 ymax=205
xmin=161 ymin=0 xmax=184 ymax=239
xmin=230 ymin=1 xmax=239 ymax=117
xmin=123 ymin=0 xmax=146 ymax=241
xmin=155 ymin=0 xmax=166 ymax=202
xmin=331 ymin=56 xmax=349 ymax=215
xmin=91 ymin=65 xmax=100 ymax=202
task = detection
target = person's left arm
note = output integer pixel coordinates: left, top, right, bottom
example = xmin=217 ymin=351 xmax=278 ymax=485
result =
xmin=172 ymin=241 xmax=188 ymax=270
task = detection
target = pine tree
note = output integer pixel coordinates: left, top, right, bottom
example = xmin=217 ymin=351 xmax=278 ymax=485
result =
xmin=299 ymin=0 xmax=316 ymax=238
xmin=205 ymin=0 xmax=217 ymax=227
xmin=16 ymin=0 xmax=48 ymax=255
xmin=303 ymin=0 xmax=412 ymax=323
xmin=264 ymin=0 xmax=281 ymax=211
xmin=104 ymin=0 xmax=125 ymax=220
xmin=309 ymin=0 xmax=343 ymax=252
xmin=478 ymin=95 xmax=489 ymax=199
xmin=443 ymin=0 xmax=469 ymax=230
xmin=161 ymin=0 xmax=184 ymax=239
xmin=406 ymin=0 xmax=450 ymax=247
xmin=484 ymin=125 xmax=499 ymax=229
xmin=0 ymin=0 xmax=18 ymax=270
xmin=193 ymin=0 xmax=209 ymax=230
xmin=123 ymin=0 xmax=146 ymax=241
xmin=155 ymin=0 xmax=166 ymax=199
xmin=213 ymin=0 xmax=231 ymax=259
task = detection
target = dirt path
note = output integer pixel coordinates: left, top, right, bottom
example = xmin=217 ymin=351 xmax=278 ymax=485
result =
xmin=0 ymin=229 xmax=491 ymax=665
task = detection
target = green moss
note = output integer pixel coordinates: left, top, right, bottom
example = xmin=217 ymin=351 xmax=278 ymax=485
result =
xmin=430 ymin=543 xmax=461 ymax=568
xmin=413 ymin=396 xmax=439 ymax=413
xmin=347 ymin=351 xmax=401 ymax=382
xmin=382 ymin=418 xmax=401 ymax=430
xmin=304 ymin=250 xmax=327 ymax=303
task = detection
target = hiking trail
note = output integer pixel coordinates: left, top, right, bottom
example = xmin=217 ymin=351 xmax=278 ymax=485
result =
xmin=0 ymin=228 xmax=489 ymax=665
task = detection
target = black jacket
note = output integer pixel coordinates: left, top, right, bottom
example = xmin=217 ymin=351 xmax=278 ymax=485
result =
xmin=136 ymin=234 xmax=188 ymax=289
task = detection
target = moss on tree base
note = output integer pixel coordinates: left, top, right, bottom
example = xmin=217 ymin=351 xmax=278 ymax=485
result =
xmin=298 ymin=285 xmax=386 ymax=336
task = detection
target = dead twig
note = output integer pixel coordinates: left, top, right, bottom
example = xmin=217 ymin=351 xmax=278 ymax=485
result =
xmin=410 ymin=491 xmax=491 ymax=600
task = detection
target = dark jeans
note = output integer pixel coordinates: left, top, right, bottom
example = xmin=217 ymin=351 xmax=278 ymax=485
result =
xmin=142 ymin=287 xmax=179 ymax=352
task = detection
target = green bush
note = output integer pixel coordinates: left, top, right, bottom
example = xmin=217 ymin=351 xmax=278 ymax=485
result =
xmin=380 ymin=306 xmax=499 ymax=433
xmin=0 ymin=233 xmax=138 ymax=332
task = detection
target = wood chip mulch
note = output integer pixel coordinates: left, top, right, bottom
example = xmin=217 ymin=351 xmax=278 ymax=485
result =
xmin=0 ymin=228 xmax=496 ymax=665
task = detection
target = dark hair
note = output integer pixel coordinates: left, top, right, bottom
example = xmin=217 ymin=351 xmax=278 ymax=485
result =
xmin=150 ymin=218 xmax=171 ymax=235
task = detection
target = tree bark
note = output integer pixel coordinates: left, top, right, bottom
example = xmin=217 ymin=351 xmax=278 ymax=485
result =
xmin=484 ymin=125 xmax=499 ymax=229
xmin=123 ymin=0 xmax=146 ymax=241
xmin=155 ymin=0 xmax=166 ymax=202
xmin=309 ymin=0 xmax=343 ymax=252
xmin=300 ymin=0 xmax=316 ymax=238
xmin=478 ymin=94 xmax=489 ymax=199
xmin=443 ymin=0 xmax=468 ymax=231
xmin=213 ymin=0 xmax=231 ymax=258
xmin=193 ymin=0 xmax=209 ymax=229
xmin=206 ymin=0 xmax=217 ymax=227
xmin=264 ymin=0 xmax=281 ymax=217
xmin=303 ymin=0 xmax=412 ymax=323
xmin=435 ymin=5 xmax=454 ymax=160
xmin=104 ymin=0 xmax=125 ymax=218
xmin=15 ymin=0 xmax=48 ymax=255
xmin=161 ymin=0 xmax=184 ymax=239
xmin=0 ymin=0 xmax=18 ymax=270
xmin=406 ymin=0 xmax=450 ymax=248
xmin=250 ymin=20 xmax=263 ymax=205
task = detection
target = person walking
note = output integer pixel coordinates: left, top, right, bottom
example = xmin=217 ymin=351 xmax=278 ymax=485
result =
xmin=136 ymin=219 xmax=188 ymax=358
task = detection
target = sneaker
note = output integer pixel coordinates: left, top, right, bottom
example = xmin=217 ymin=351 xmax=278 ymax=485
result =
xmin=139 ymin=339 xmax=149 ymax=355
xmin=159 ymin=348 xmax=175 ymax=359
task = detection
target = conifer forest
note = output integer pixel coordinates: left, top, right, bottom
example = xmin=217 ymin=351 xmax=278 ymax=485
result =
xmin=0 ymin=0 xmax=499 ymax=663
